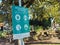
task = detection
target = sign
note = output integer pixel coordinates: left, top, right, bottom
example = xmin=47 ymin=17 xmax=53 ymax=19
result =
xmin=12 ymin=5 xmax=30 ymax=39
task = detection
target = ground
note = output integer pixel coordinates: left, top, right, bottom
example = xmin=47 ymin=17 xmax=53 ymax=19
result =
xmin=0 ymin=35 xmax=60 ymax=45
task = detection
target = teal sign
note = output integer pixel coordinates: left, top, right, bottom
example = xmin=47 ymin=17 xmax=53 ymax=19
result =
xmin=12 ymin=6 xmax=30 ymax=39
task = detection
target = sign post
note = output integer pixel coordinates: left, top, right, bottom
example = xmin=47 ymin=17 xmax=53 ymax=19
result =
xmin=18 ymin=39 xmax=24 ymax=45
xmin=12 ymin=1 xmax=30 ymax=45
xmin=19 ymin=0 xmax=21 ymax=6
xmin=18 ymin=0 xmax=24 ymax=45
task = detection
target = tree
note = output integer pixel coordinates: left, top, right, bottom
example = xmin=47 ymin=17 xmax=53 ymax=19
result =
xmin=2 ymin=0 xmax=35 ymax=7
xmin=29 ymin=0 xmax=60 ymax=29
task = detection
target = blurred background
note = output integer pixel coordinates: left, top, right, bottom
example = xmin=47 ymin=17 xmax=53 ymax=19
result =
xmin=0 ymin=0 xmax=60 ymax=45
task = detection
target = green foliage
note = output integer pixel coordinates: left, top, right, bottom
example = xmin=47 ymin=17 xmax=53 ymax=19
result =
xmin=0 ymin=31 xmax=3 ymax=38
xmin=29 ymin=0 xmax=60 ymax=30
xmin=2 ymin=30 xmax=7 ymax=38
xmin=0 ymin=30 xmax=12 ymax=38
xmin=35 ymin=26 xmax=43 ymax=31
xmin=0 ymin=0 xmax=60 ymax=32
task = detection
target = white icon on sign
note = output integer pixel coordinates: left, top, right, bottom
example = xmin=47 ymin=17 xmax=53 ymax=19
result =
xmin=24 ymin=24 xmax=28 ymax=30
xmin=15 ymin=14 xmax=21 ymax=20
xmin=16 ymin=24 xmax=21 ymax=31
xmin=24 ymin=15 xmax=27 ymax=21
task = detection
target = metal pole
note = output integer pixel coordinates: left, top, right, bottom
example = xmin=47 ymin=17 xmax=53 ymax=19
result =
xmin=18 ymin=39 xmax=24 ymax=45
xmin=19 ymin=0 xmax=21 ymax=6
xmin=18 ymin=0 xmax=24 ymax=45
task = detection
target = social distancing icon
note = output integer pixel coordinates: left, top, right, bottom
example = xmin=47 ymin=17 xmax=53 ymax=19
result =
xmin=15 ymin=14 xmax=21 ymax=21
xmin=16 ymin=24 xmax=21 ymax=31
xmin=24 ymin=24 xmax=28 ymax=30
xmin=24 ymin=15 xmax=27 ymax=21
